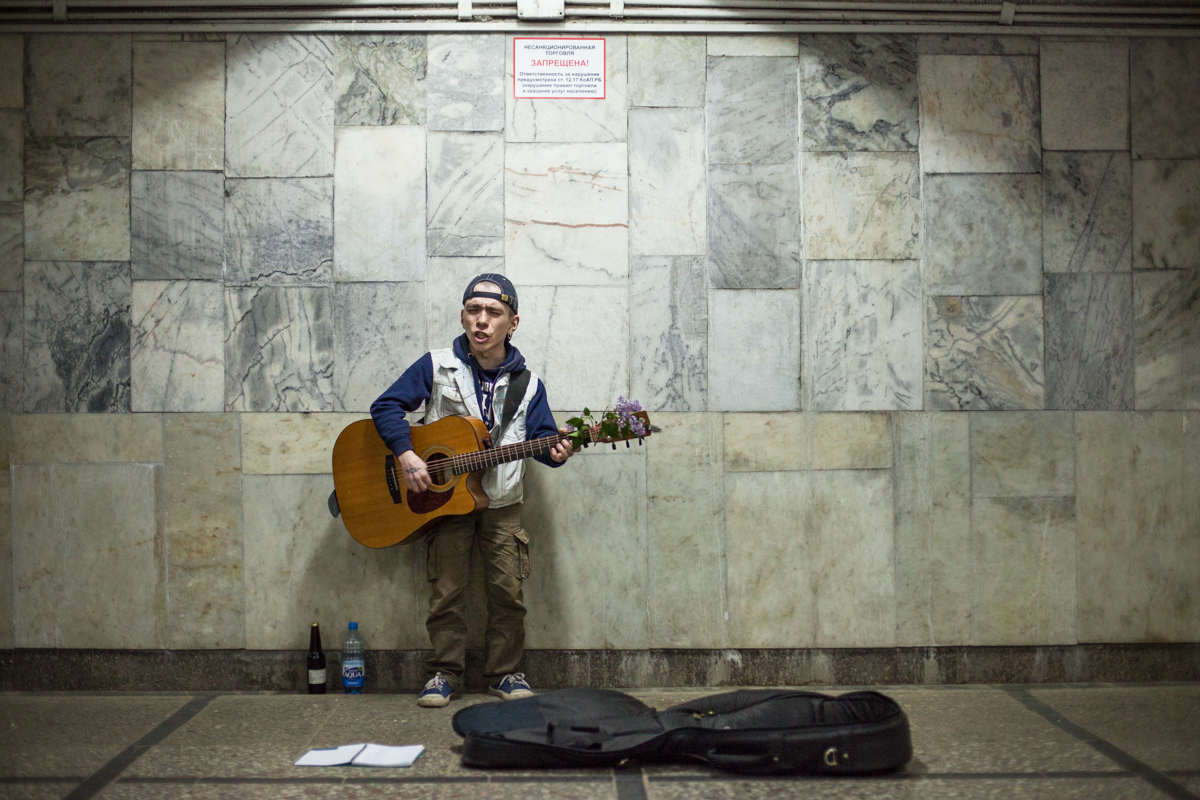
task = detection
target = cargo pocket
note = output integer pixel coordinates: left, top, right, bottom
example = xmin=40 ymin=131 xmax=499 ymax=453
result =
xmin=514 ymin=529 xmax=531 ymax=580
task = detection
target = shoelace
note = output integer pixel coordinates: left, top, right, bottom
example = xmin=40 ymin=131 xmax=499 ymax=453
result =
xmin=425 ymin=673 xmax=449 ymax=692
xmin=502 ymin=672 xmax=527 ymax=687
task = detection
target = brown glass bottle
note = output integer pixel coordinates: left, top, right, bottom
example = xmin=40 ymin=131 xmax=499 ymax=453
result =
xmin=307 ymin=623 xmax=327 ymax=694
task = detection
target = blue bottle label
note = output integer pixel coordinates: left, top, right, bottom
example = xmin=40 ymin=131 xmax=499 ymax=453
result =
xmin=343 ymin=659 xmax=365 ymax=687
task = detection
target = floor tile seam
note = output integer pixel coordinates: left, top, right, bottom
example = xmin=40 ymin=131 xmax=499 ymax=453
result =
xmin=647 ymin=771 xmax=1141 ymax=783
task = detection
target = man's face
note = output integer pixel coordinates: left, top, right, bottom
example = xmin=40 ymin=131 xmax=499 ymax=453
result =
xmin=461 ymin=285 xmax=518 ymax=355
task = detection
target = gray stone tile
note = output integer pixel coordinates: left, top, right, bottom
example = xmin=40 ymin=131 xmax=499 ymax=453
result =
xmin=0 ymin=34 xmax=22 ymax=108
xmin=1043 ymin=151 xmax=1132 ymax=274
xmin=920 ymin=54 xmax=1041 ymax=173
xmin=224 ymin=286 xmax=335 ymax=412
xmin=722 ymin=412 xmax=890 ymax=472
xmin=926 ymin=295 xmax=1044 ymax=411
xmin=799 ymin=34 xmax=919 ymax=152
xmin=131 ymin=280 xmax=225 ymax=412
xmin=224 ymin=178 xmax=333 ymax=286
xmin=333 ymin=126 xmax=425 ymax=281
xmin=506 ymin=34 xmax=627 ymax=143
xmin=225 ymin=34 xmax=334 ymax=178
xmin=241 ymin=412 xmax=367 ymax=475
xmin=23 ymin=260 xmax=131 ymax=413
xmin=1134 ymin=269 xmax=1200 ymax=410
xmin=706 ymin=164 xmax=800 ymax=289
xmin=334 ymin=282 xmax=427 ymax=412
xmin=631 ymin=256 xmax=707 ymax=413
xmin=504 ymin=143 xmax=628 ymax=286
xmin=1041 ymin=40 xmax=1129 ymax=151
xmin=11 ymin=463 xmax=165 ymax=647
xmin=0 ymin=203 xmax=20 ymax=291
xmin=24 ymin=137 xmax=131 ymax=262
xmin=1045 ymin=273 xmax=1134 ymax=411
xmin=164 ymin=413 xmax=244 ymax=649
xmin=427 ymin=34 xmax=505 ymax=132
xmin=804 ymin=260 xmax=922 ymax=411
xmin=709 ymin=289 xmax=799 ymax=412
xmin=707 ymin=55 xmax=797 ymax=165
xmin=803 ymin=152 xmax=919 ymax=260
xmin=1131 ymin=38 xmax=1200 ymax=159
xmin=426 ymin=255 xmax=500 ymax=353
xmin=0 ymin=463 xmax=8 ymax=649
xmin=629 ymin=107 xmax=706 ymax=256
xmin=970 ymin=496 xmax=1077 ymax=645
xmin=131 ymin=171 xmax=224 ymax=280
xmin=0 ymin=292 xmax=19 ymax=412
xmin=628 ymin=35 xmax=705 ymax=108
xmin=27 ymin=34 xmax=131 ymax=137
xmin=970 ymin=411 xmax=1075 ymax=498
xmin=132 ymin=41 xmax=225 ymax=170
xmin=709 ymin=35 xmax=798 ymax=57
xmin=1132 ymin=159 xmax=1200 ymax=271
xmin=334 ymin=34 xmax=425 ymax=125
xmin=893 ymin=412 xmax=972 ymax=646
xmin=0 ymin=109 xmax=20 ymax=202
xmin=9 ymin=413 xmax=162 ymax=464
xmin=917 ymin=35 xmax=1039 ymax=55
xmin=243 ymin=475 xmax=424 ymax=649
xmin=427 ymin=131 xmax=503 ymax=258
xmin=923 ymin=173 xmax=1042 ymax=296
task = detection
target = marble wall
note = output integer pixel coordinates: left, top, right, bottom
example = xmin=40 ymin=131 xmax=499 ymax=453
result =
xmin=0 ymin=32 xmax=1198 ymax=653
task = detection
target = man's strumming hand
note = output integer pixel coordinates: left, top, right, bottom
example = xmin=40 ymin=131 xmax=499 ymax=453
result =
xmin=550 ymin=427 xmax=575 ymax=463
xmin=398 ymin=449 xmax=431 ymax=493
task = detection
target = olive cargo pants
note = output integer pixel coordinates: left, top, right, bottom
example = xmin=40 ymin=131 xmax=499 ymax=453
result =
xmin=425 ymin=504 xmax=530 ymax=687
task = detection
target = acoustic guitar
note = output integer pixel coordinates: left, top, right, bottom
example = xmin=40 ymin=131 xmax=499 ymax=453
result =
xmin=331 ymin=412 xmax=655 ymax=548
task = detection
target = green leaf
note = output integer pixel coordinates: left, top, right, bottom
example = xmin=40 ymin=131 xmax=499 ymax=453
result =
xmin=582 ymin=407 xmax=590 ymax=416
xmin=567 ymin=416 xmax=584 ymax=429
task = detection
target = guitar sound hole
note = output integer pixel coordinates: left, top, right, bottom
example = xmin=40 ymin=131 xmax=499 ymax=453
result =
xmin=426 ymin=452 xmax=452 ymax=489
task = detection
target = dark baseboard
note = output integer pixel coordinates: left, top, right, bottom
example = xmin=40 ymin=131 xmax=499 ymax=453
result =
xmin=1 ymin=644 xmax=1197 ymax=693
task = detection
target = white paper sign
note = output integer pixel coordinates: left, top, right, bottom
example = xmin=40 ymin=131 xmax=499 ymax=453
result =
xmin=513 ymin=38 xmax=605 ymax=99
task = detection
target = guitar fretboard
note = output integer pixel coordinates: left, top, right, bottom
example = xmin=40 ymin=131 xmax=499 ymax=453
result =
xmin=429 ymin=430 xmax=593 ymax=481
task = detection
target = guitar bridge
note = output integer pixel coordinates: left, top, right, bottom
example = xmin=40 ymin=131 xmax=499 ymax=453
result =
xmin=384 ymin=455 xmax=403 ymax=505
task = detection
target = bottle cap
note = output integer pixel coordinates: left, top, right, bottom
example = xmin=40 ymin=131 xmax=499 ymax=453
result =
xmin=311 ymin=622 xmax=318 ymax=627
xmin=349 ymin=622 xmax=358 ymax=630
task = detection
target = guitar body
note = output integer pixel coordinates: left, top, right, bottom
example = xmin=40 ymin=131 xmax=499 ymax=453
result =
xmin=332 ymin=416 xmax=492 ymax=549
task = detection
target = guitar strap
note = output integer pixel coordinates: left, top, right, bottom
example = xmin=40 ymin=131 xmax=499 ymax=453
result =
xmin=496 ymin=368 xmax=531 ymax=442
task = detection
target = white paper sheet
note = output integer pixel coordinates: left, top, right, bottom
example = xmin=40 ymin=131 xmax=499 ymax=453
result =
xmin=352 ymin=743 xmax=425 ymax=767
xmin=294 ymin=743 xmax=366 ymax=766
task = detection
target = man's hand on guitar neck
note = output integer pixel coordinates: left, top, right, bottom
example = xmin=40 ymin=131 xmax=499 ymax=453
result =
xmin=398 ymin=449 xmax=432 ymax=494
xmin=549 ymin=427 xmax=575 ymax=463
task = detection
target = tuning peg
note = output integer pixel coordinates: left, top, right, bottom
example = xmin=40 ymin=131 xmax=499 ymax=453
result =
xmin=612 ymin=443 xmax=616 ymax=450
xmin=638 ymin=438 xmax=643 ymax=445
xmin=625 ymin=441 xmax=630 ymax=448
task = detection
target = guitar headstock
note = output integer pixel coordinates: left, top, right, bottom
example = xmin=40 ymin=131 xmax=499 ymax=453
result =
xmin=581 ymin=411 xmax=659 ymax=449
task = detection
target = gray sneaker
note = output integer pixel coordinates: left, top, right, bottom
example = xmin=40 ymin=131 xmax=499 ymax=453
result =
xmin=488 ymin=673 xmax=534 ymax=701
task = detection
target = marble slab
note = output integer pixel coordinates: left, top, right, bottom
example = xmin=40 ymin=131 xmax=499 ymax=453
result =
xmin=224 ymin=287 xmax=335 ymax=412
xmin=1041 ymin=41 xmax=1129 ymax=151
xmin=0 ymin=110 xmax=20 ymax=202
xmin=131 ymin=171 xmax=224 ymax=281
xmin=799 ymin=35 xmax=919 ymax=153
xmin=809 ymin=412 xmax=892 ymax=469
xmin=628 ymin=35 xmax=705 ymax=108
xmin=1132 ymin=159 xmax=1200 ymax=271
xmin=243 ymin=474 xmax=424 ymax=649
xmin=427 ymin=131 xmax=503 ymax=258
xmin=723 ymin=412 xmax=891 ymax=471
xmin=164 ymin=414 xmax=244 ymax=649
xmin=920 ymin=55 xmax=1041 ymax=173
xmin=925 ymin=295 xmax=1044 ymax=412
xmin=24 ymin=137 xmax=131 ymax=262
xmin=225 ymin=178 xmax=333 ymax=286
xmin=334 ymin=34 xmax=426 ymax=126
xmin=630 ymin=256 xmax=707 ymax=413
xmin=0 ymin=461 xmax=9 ymax=649
xmin=708 ymin=36 xmax=798 ymax=57
xmin=1134 ymin=269 xmax=1200 ymax=410
xmin=131 ymin=280 xmax=225 ymax=413
xmin=27 ymin=34 xmax=131 ymax=137
xmin=0 ymin=292 xmax=20 ymax=411
xmin=0 ymin=35 xmax=22 ymax=108
xmin=970 ymin=411 xmax=1075 ymax=498
xmin=504 ymin=143 xmax=628 ymax=286
xmin=522 ymin=451 xmax=648 ymax=648
xmin=1044 ymin=273 xmax=1134 ymax=412
xmin=333 ymin=126 xmax=424 ymax=281
xmin=334 ymin=282 xmax=427 ymax=413
xmin=707 ymin=56 xmax=797 ymax=165
xmin=644 ymin=412 xmax=727 ymax=647
xmin=893 ymin=412 xmax=972 ymax=647
xmin=23 ymin=261 xmax=131 ymax=413
xmin=629 ymin=108 xmax=706 ymax=256
xmin=923 ymin=174 xmax=1042 ymax=296
xmin=804 ymin=260 xmax=922 ymax=411
xmin=1131 ymin=38 xmax=1200 ymax=159
xmin=1043 ymin=152 xmax=1132 ymax=274
xmin=11 ymin=463 xmax=165 ymax=648
xmin=706 ymin=164 xmax=800 ymax=289
xmin=917 ymin=35 xmax=1039 ymax=56
xmin=241 ymin=412 xmax=370 ymax=474
xmin=225 ymin=34 xmax=334 ymax=178
xmin=425 ymin=256 xmax=501 ymax=352
xmin=709 ymin=289 xmax=800 ymax=412
xmin=803 ymin=152 xmax=919 ymax=260
xmin=516 ymin=286 xmax=628 ymax=412
xmin=507 ymin=35 xmax=628 ymax=143
xmin=9 ymin=412 xmax=162 ymax=464
xmin=0 ymin=203 xmax=19 ymax=291
xmin=132 ymin=41 xmax=225 ymax=171
xmin=970 ymin=496 xmax=1077 ymax=646
xmin=427 ymin=34 xmax=505 ymax=132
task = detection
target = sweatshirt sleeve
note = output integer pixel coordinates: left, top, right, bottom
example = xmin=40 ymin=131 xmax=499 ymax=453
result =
xmin=370 ymin=353 xmax=434 ymax=457
xmin=524 ymin=378 xmax=567 ymax=468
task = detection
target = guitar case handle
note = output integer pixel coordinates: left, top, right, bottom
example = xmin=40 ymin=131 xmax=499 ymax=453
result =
xmin=327 ymin=490 xmax=340 ymax=518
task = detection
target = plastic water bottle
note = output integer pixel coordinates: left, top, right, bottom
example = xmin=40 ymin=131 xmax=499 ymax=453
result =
xmin=342 ymin=622 xmax=365 ymax=694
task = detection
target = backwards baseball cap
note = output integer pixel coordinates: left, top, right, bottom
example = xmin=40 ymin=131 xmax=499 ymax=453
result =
xmin=463 ymin=273 xmax=518 ymax=314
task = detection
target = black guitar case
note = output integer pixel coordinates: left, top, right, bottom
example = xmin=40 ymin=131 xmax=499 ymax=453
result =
xmin=452 ymin=687 xmax=912 ymax=775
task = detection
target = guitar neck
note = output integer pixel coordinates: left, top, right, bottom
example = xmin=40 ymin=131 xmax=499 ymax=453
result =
xmin=447 ymin=431 xmax=582 ymax=476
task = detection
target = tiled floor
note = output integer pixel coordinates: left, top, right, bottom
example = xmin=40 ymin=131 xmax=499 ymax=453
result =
xmin=1 ymin=685 xmax=1198 ymax=799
